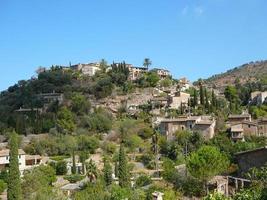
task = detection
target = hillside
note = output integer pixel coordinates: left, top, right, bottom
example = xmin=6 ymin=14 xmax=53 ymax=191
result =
xmin=203 ymin=60 xmax=267 ymax=91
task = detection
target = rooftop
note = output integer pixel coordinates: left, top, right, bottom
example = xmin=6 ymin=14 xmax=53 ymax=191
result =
xmin=234 ymin=146 xmax=267 ymax=156
xmin=25 ymin=155 xmax=41 ymax=160
xmin=228 ymin=114 xmax=251 ymax=119
xmin=0 ymin=149 xmax=25 ymax=157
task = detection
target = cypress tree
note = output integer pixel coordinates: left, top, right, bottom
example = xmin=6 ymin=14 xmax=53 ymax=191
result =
xmin=200 ymin=84 xmax=204 ymax=105
xmin=72 ymin=150 xmax=76 ymax=174
xmin=15 ymin=115 xmax=25 ymax=135
xmin=118 ymin=144 xmax=129 ymax=187
xmin=180 ymin=102 xmax=184 ymax=114
xmin=211 ymin=90 xmax=217 ymax=111
xmin=114 ymin=161 xmax=118 ymax=178
xmin=7 ymin=131 xmax=22 ymax=200
xmin=193 ymin=88 xmax=198 ymax=107
xmin=103 ymin=158 xmax=112 ymax=186
xmin=205 ymin=89 xmax=209 ymax=112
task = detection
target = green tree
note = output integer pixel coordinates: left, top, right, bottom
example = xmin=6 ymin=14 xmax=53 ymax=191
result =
xmin=22 ymin=165 xmax=60 ymax=200
xmin=118 ymin=144 xmax=130 ymax=187
xmin=204 ymin=192 xmax=230 ymax=200
xmin=160 ymin=78 xmax=172 ymax=87
xmin=146 ymin=72 xmax=160 ymax=87
xmin=135 ymin=175 xmax=152 ymax=187
xmin=103 ymin=157 xmax=113 ymax=186
xmin=224 ymin=86 xmax=240 ymax=113
xmin=114 ymin=161 xmax=118 ymax=178
xmin=71 ymin=93 xmax=91 ymax=115
xmin=74 ymin=181 xmax=109 ymax=200
xmin=0 ymin=179 xmax=7 ymax=194
xmin=211 ymin=90 xmax=217 ymax=111
xmin=7 ymin=131 xmax=22 ymax=200
xmin=55 ymin=160 xmax=67 ymax=175
xmin=56 ymin=106 xmax=76 ymax=133
xmin=187 ymin=146 xmax=230 ymax=194
xmin=72 ymin=150 xmax=76 ymax=174
xmin=200 ymin=84 xmax=205 ymax=105
xmin=143 ymin=58 xmax=152 ymax=69
xmin=99 ymin=59 xmax=108 ymax=71
xmin=205 ymin=89 xmax=210 ymax=113
xmin=193 ymin=88 xmax=198 ymax=107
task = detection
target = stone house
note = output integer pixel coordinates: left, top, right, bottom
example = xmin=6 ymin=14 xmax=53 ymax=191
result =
xmin=208 ymin=176 xmax=229 ymax=197
xmin=228 ymin=114 xmax=252 ymax=125
xmin=127 ymin=65 xmax=148 ymax=81
xmin=151 ymin=68 xmax=171 ymax=79
xmin=38 ymin=92 xmax=64 ymax=105
xmin=230 ymin=121 xmax=258 ymax=141
xmin=250 ymin=91 xmax=267 ymax=105
xmin=159 ymin=115 xmax=216 ymax=140
xmin=235 ymin=146 xmax=267 ymax=175
xmin=193 ymin=120 xmax=216 ymax=140
xmin=257 ymin=118 xmax=267 ymax=137
xmin=71 ymin=62 xmax=101 ymax=76
xmin=150 ymin=96 xmax=168 ymax=109
xmin=167 ymin=91 xmax=190 ymax=109
xmin=178 ymin=77 xmax=190 ymax=91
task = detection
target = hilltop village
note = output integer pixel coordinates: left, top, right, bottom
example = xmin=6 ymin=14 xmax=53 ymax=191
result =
xmin=0 ymin=59 xmax=266 ymax=200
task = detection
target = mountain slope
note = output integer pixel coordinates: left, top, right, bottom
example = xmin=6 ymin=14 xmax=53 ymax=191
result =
xmin=203 ymin=60 xmax=267 ymax=91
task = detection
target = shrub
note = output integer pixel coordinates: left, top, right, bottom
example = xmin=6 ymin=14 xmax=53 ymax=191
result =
xmin=0 ymin=179 xmax=7 ymax=194
xmin=64 ymin=175 xmax=84 ymax=183
xmin=55 ymin=160 xmax=67 ymax=175
xmin=135 ymin=175 xmax=152 ymax=187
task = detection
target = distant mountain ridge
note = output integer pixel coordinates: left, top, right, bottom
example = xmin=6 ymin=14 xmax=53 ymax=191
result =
xmin=203 ymin=60 xmax=267 ymax=91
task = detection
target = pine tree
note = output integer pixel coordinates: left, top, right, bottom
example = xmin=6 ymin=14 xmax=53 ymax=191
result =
xmin=118 ymin=144 xmax=129 ymax=187
xmin=103 ymin=158 xmax=112 ymax=186
xmin=72 ymin=150 xmax=76 ymax=174
xmin=7 ymin=131 xmax=22 ymax=200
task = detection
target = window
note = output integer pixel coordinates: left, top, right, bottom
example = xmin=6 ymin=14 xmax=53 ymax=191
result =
xmin=19 ymin=155 xmax=21 ymax=159
xmin=6 ymin=156 xmax=8 ymax=160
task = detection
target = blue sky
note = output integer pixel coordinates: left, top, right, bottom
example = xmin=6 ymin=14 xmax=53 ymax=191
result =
xmin=1 ymin=0 xmax=267 ymax=91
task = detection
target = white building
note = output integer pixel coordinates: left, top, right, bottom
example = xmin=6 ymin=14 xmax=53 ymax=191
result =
xmin=178 ymin=77 xmax=190 ymax=91
xmin=71 ymin=62 xmax=101 ymax=76
xmin=0 ymin=149 xmax=26 ymax=174
xmin=0 ymin=149 xmax=42 ymax=175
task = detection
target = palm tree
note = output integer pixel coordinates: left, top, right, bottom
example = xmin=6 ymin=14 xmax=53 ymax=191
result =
xmin=86 ymin=159 xmax=98 ymax=182
xmin=143 ymin=58 xmax=152 ymax=70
